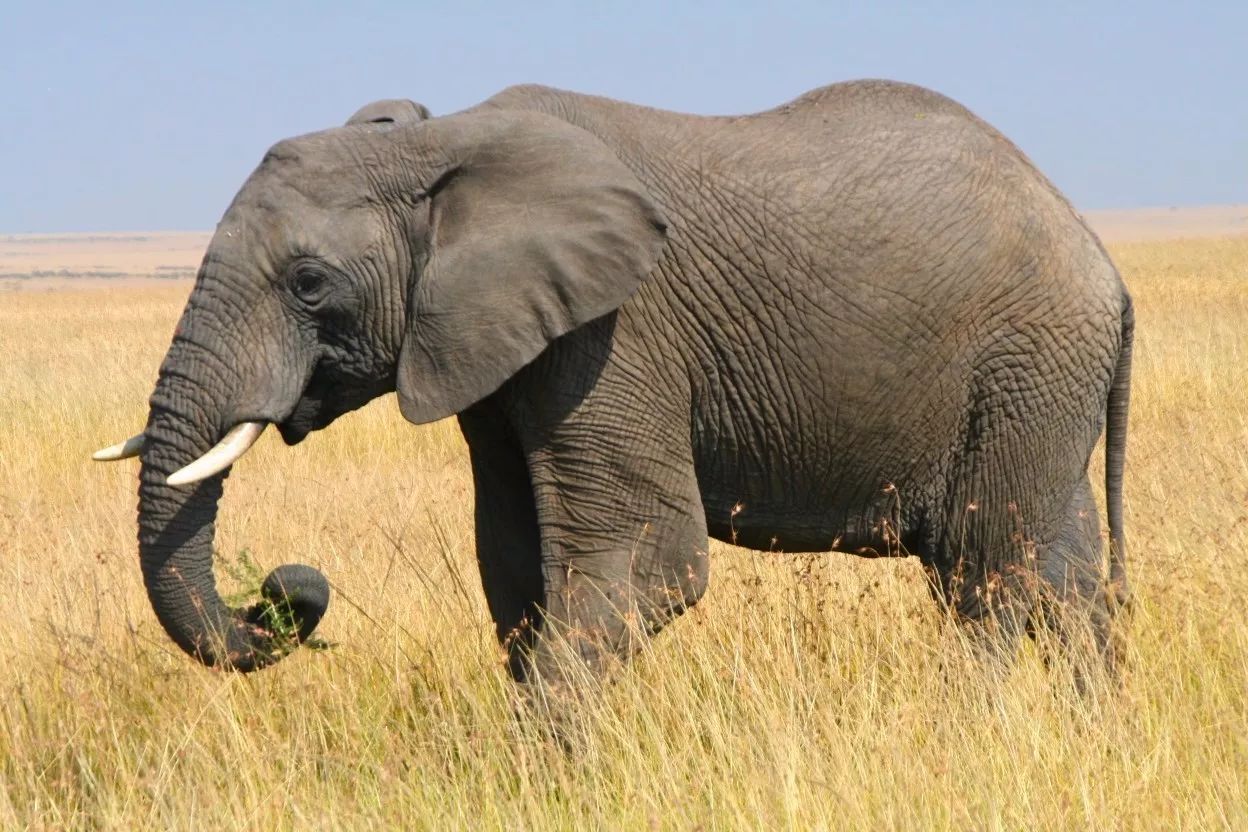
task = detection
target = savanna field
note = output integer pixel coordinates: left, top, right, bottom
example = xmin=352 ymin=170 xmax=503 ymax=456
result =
xmin=0 ymin=238 xmax=1245 ymax=829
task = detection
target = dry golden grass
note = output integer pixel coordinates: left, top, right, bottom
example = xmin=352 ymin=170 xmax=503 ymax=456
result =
xmin=1 ymin=237 xmax=1246 ymax=829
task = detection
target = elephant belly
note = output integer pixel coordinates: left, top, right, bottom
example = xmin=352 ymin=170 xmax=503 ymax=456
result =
xmin=697 ymin=457 xmax=929 ymax=558
xmin=691 ymin=387 xmax=958 ymax=559
xmin=701 ymin=498 xmax=910 ymax=556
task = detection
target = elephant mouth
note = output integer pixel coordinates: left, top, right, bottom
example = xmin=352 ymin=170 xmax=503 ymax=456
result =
xmin=276 ymin=363 xmax=392 ymax=446
xmin=276 ymin=417 xmax=316 ymax=446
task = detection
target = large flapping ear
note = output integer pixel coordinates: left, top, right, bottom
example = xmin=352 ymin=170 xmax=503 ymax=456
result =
xmin=346 ymin=99 xmax=432 ymax=125
xmin=394 ymin=109 xmax=668 ymax=424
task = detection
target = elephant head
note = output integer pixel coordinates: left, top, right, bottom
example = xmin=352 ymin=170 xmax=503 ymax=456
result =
xmin=96 ymin=103 xmax=667 ymax=671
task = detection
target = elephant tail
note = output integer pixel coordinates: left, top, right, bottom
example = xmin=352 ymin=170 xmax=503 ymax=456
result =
xmin=1105 ymin=293 xmax=1134 ymax=606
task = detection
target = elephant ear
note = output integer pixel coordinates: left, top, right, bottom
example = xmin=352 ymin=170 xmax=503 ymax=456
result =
xmin=346 ymin=98 xmax=432 ymax=125
xmin=394 ymin=109 xmax=668 ymax=424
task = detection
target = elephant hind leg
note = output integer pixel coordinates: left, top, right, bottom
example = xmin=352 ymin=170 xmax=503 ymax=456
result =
xmin=926 ymin=476 xmax=1123 ymax=692
xmin=924 ymin=551 xmax=1033 ymax=678
xmin=923 ymin=470 xmax=1038 ymax=675
xmin=1029 ymin=476 xmax=1124 ymax=690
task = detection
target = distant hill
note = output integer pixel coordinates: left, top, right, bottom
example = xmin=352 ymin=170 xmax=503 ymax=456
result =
xmin=1082 ymin=204 xmax=1248 ymax=242
xmin=0 ymin=231 xmax=211 ymax=289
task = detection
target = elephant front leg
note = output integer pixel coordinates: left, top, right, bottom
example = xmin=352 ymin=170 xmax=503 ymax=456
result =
xmin=522 ymin=429 xmax=710 ymax=687
xmin=459 ymin=402 xmax=545 ymax=681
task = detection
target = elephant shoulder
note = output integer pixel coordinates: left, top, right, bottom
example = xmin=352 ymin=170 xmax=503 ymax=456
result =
xmin=479 ymin=84 xmax=575 ymax=116
xmin=477 ymin=85 xmax=684 ymax=128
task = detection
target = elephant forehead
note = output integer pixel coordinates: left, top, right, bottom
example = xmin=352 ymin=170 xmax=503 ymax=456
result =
xmin=212 ymin=186 xmax=378 ymax=270
xmin=254 ymin=158 xmax=370 ymax=210
xmin=243 ymin=129 xmax=378 ymax=206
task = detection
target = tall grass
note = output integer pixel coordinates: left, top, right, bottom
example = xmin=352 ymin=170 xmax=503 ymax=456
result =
xmin=1 ymin=237 xmax=1245 ymax=829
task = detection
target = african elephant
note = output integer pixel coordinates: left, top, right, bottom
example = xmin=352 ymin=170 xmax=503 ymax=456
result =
xmin=96 ymin=80 xmax=1133 ymax=687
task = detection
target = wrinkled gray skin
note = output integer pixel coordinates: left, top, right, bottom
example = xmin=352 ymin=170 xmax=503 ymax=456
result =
xmin=134 ymin=81 xmax=1133 ymax=683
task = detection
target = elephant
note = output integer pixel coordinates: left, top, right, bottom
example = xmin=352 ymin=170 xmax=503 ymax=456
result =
xmin=96 ymin=80 xmax=1133 ymax=690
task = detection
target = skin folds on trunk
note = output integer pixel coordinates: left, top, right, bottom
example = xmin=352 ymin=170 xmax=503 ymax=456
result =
xmin=137 ymin=338 xmax=328 ymax=671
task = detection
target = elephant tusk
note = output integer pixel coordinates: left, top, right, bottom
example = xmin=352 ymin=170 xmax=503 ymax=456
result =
xmin=92 ymin=433 xmax=147 ymax=461
xmin=167 ymin=421 xmax=266 ymax=487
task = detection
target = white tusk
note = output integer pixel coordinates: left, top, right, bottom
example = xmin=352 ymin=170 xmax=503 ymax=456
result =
xmin=93 ymin=433 xmax=146 ymax=461
xmin=167 ymin=422 xmax=266 ymax=487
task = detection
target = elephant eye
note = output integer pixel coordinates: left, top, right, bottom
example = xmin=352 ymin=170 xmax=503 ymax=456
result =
xmin=289 ymin=264 xmax=330 ymax=305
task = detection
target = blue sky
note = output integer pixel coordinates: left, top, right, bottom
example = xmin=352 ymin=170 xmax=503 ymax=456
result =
xmin=2 ymin=2 xmax=1244 ymax=232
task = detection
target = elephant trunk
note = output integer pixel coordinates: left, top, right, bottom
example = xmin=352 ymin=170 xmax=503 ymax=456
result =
xmin=137 ymin=337 xmax=328 ymax=671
